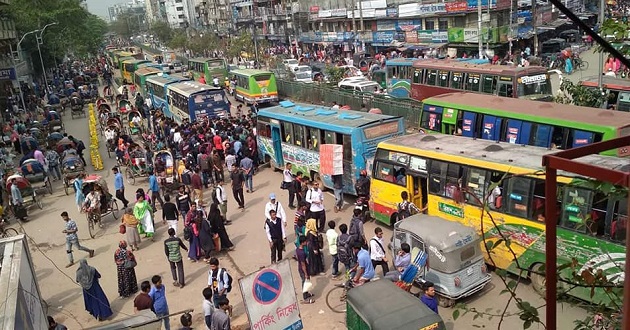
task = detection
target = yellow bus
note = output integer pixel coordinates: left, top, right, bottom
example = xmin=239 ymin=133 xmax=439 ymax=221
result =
xmin=370 ymin=133 xmax=628 ymax=303
xmin=121 ymin=59 xmax=150 ymax=84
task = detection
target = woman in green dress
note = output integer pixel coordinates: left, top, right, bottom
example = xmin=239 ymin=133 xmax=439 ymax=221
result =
xmin=133 ymin=194 xmax=154 ymax=239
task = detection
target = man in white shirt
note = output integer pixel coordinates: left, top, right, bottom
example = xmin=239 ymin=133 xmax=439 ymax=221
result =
xmin=264 ymin=210 xmax=287 ymax=263
xmin=214 ymin=180 xmax=229 ymax=223
xmin=306 ymin=181 xmax=325 ymax=232
xmin=265 ymin=193 xmax=287 ymax=226
xmin=202 ymin=287 xmax=214 ymax=330
xmin=369 ymin=227 xmax=389 ymax=276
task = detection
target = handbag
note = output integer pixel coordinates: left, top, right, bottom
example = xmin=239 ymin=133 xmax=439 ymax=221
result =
xmin=302 ymin=279 xmax=313 ymax=293
xmin=124 ymin=258 xmax=137 ymax=269
xmin=280 ymin=181 xmax=288 ymax=190
xmin=119 ymin=224 xmax=126 ymax=234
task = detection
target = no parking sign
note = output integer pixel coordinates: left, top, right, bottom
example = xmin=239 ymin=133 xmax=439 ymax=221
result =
xmin=239 ymin=260 xmax=303 ymax=330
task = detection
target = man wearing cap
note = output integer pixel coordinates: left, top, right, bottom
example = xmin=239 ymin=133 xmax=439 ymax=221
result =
xmin=265 ymin=193 xmax=287 ymax=227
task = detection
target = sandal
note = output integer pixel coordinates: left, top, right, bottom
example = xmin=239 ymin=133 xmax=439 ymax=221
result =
xmin=302 ymin=298 xmax=316 ymax=304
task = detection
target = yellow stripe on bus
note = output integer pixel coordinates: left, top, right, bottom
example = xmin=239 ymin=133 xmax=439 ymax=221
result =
xmin=236 ymin=90 xmax=278 ymax=97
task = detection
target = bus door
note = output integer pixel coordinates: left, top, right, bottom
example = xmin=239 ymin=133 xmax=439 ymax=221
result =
xmin=572 ymin=130 xmax=594 ymax=147
xmin=407 ymin=156 xmax=428 ymax=211
xmin=481 ymin=115 xmax=502 ymax=141
xmin=270 ymin=125 xmax=284 ymax=167
xmin=441 ymin=108 xmax=458 ymax=135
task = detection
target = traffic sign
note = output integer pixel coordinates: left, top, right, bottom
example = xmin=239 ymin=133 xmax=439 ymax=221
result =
xmin=252 ymin=269 xmax=282 ymax=305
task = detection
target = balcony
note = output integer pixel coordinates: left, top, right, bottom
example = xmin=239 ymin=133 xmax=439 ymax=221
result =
xmin=0 ymin=0 xmax=10 ymax=5
xmin=0 ymin=19 xmax=16 ymax=40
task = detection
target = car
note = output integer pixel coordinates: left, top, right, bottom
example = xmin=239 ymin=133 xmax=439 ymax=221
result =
xmin=160 ymin=63 xmax=171 ymax=74
xmin=293 ymin=65 xmax=312 ymax=76
xmin=172 ymin=61 xmax=183 ymax=73
xmin=294 ymin=72 xmax=314 ymax=83
xmin=337 ymin=65 xmax=363 ymax=77
xmin=337 ymin=76 xmax=369 ymax=87
xmin=282 ymin=59 xmax=299 ymax=71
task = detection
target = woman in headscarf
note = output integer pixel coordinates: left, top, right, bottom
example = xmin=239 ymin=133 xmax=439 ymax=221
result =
xmin=185 ymin=202 xmax=202 ymax=262
xmin=305 ymin=218 xmax=325 ymax=275
xmin=74 ymin=173 xmax=85 ymax=212
xmin=134 ymin=194 xmax=155 ymax=240
xmin=75 ymin=259 xmax=113 ymax=321
xmin=199 ymin=202 xmax=215 ymax=262
xmin=121 ymin=208 xmax=141 ymax=250
xmin=113 ymin=240 xmax=138 ymax=297
xmin=208 ymin=202 xmax=234 ymax=252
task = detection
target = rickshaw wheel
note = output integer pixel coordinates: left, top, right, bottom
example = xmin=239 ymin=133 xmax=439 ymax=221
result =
xmin=437 ymin=295 xmax=455 ymax=308
xmin=107 ymin=148 xmax=111 ymax=158
xmin=46 ymin=178 xmax=53 ymax=195
xmin=87 ymin=213 xmax=96 ymax=238
xmin=325 ymin=286 xmax=347 ymax=313
xmin=2 ymin=228 xmax=19 ymax=238
xmin=530 ymin=263 xmax=546 ymax=297
xmin=35 ymin=193 xmax=43 ymax=209
xmin=125 ymin=168 xmax=135 ymax=185
xmin=111 ymin=200 xmax=120 ymax=219
xmin=64 ymin=183 xmax=69 ymax=195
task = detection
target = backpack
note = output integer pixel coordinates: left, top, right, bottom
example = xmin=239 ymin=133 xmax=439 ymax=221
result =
xmin=348 ymin=217 xmax=364 ymax=245
xmin=183 ymin=224 xmax=192 ymax=240
xmin=317 ymin=233 xmax=324 ymax=250
xmin=216 ymin=268 xmax=233 ymax=293
xmin=337 ymin=234 xmax=353 ymax=264
xmin=397 ymin=201 xmax=411 ymax=220
xmin=181 ymin=170 xmax=192 ymax=185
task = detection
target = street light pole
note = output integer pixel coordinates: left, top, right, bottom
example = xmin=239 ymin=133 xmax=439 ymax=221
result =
xmin=13 ymin=29 xmax=40 ymax=111
xmin=36 ymin=22 xmax=58 ymax=95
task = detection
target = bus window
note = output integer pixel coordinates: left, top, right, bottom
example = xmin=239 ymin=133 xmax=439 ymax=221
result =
xmin=498 ymin=82 xmax=514 ymax=97
xmin=464 ymin=168 xmax=487 ymax=206
xmin=531 ymin=180 xmax=547 ymax=222
xmin=387 ymin=66 xmax=398 ymax=79
xmin=306 ymin=127 xmax=320 ymax=151
xmin=481 ymin=75 xmax=497 ymax=94
xmin=560 ymin=187 xmax=594 ymax=233
xmin=293 ymin=123 xmax=305 ymax=147
xmin=617 ymin=92 xmax=630 ymax=112
xmin=281 ymin=122 xmax=293 ymax=143
xmin=610 ymin=200 xmax=628 ymax=243
xmin=505 ymin=177 xmax=532 ymax=219
xmin=428 ymin=160 xmax=447 ymax=196
xmin=551 ymin=126 xmax=568 ymax=149
xmin=323 ymin=130 xmax=336 ymax=144
xmin=413 ymin=70 xmax=423 ymax=84
xmin=445 ymin=164 xmax=465 ymax=199
xmin=437 ymin=71 xmax=450 ymax=87
xmin=450 ymin=72 xmax=464 ymax=90
xmin=257 ymin=121 xmax=271 ymax=138
xmin=426 ymin=70 xmax=438 ymax=85
xmin=587 ymin=192 xmax=608 ymax=236
xmin=465 ymin=73 xmax=481 ymax=92
xmin=343 ymin=135 xmax=352 ymax=162
xmin=374 ymin=161 xmax=404 ymax=186
xmin=420 ymin=110 xmax=442 ymax=132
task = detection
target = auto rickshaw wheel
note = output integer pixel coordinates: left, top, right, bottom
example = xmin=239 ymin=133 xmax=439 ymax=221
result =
xmin=125 ymin=168 xmax=135 ymax=185
xmin=2 ymin=228 xmax=19 ymax=238
xmin=437 ymin=295 xmax=455 ymax=308
xmin=530 ymin=263 xmax=546 ymax=297
xmin=64 ymin=181 xmax=69 ymax=195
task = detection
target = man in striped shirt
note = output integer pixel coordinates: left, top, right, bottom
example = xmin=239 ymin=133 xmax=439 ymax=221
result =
xmin=164 ymin=228 xmax=188 ymax=288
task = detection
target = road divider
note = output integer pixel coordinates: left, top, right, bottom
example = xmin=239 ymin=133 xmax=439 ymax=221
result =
xmin=88 ymin=103 xmax=104 ymax=171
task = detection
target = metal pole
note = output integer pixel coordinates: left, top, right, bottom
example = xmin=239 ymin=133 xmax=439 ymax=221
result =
xmin=486 ymin=0 xmax=490 ymax=57
xmin=597 ymin=0 xmax=604 ymax=89
xmin=9 ymin=44 xmax=27 ymax=112
xmin=544 ymin=168 xmax=558 ymax=330
xmin=477 ymin=0 xmax=483 ymax=57
xmin=532 ymin=0 xmax=538 ymax=56
xmin=509 ymin=0 xmax=514 ymax=55
xmin=624 ymin=194 xmax=630 ymax=330
xmin=36 ymin=35 xmax=47 ymax=95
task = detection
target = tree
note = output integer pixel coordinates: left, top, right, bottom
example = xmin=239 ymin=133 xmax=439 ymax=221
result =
xmin=168 ymin=29 xmax=188 ymax=51
xmin=149 ymin=21 xmax=174 ymax=45
xmin=596 ymin=19 xmax=630 ymax=56
xmin=187 ymin=33 xmax=219 ymax=57
xmin=554 ymin=80 xmax=605 ymax=108
xmin=109 ymin=11 xmax=144 ymax=38
xmin=226 ymin=32 xmax=254 ymax=60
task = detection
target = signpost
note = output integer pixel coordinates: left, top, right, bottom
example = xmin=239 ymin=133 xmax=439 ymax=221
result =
xmin=239 ymin=260 xmax=303 ymax=330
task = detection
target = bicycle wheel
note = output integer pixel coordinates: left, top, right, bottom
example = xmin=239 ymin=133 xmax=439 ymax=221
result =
xmin=580 ymin=60 xmax=589 ymax=71
xmin=87 ymin=213 xmax=95 ymax=238
xmin=325 ymin=286 xmax=347 ymax=313
xmin=2 ymin=228 xmax=19 ymax=238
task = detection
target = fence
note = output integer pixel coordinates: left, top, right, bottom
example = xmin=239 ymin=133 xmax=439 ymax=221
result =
xmin=276 ymin=79 xmax=423 ymax=130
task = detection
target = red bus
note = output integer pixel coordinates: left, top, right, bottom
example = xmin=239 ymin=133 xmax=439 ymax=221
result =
xmin=579 ymin=75 xmax=630 ymax=111
xmin=410 ymin=59 xmax=554 ymax=102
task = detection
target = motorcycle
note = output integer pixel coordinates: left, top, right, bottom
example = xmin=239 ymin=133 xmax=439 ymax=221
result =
xmin=355 ymin=196 xmax=371 ymax=223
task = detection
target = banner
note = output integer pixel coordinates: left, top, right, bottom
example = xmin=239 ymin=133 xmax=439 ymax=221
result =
xmin=319 ymin=144 xmax=343 ymax=175
xmin=445 ymin=1 xmax=468 ymax=12
xmin=0 ymin=68 xmax=17 ymax=81
xmin=372 ymin=31 xmax=395 ymax=43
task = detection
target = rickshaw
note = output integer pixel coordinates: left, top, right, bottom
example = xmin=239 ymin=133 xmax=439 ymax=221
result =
xmin=48 ymin=118 xmax=64 ymax=134
xmin=46 ymin=132 xmax=64 ymax=149
xmin=128 ymin=110 xmax=143 ymax=135
xmin=95 ymin=97 xmax=108 ymax=109
xmin=118 ymin=99 xmax=132 ymax=114
xmin=390 ymin=215 xmax=492 ymax=307
xmin=20 ymin=136 xmax=38 ymax=153
xmin=29 ymin=128 xmax=46 ymax=146
xmin=103 ymin=85 xmax=114 ymax=104
xmin=124 ymin=143 xmax=150 ymax=185
xmin=81 ymin=174 xmax=120 ymax=238
xmin=61 ymin=155 xmax=84 ymax=195
xmin=346 ymin=281 xmax=446 ymax=330
xmin=20 ymin=158 xmax=53 ymax=195
xmin=6 ymin=174 xmax=43 ymax=210
xmin=70 ymin=95 xmax=86 ymax=119
xmin=154 ymin=150 xmax=177 ymax=192
xmin=105 ymin=118 xmax=122 ymax=158
xmin=98 ymin=103 xmax=113 ymax=130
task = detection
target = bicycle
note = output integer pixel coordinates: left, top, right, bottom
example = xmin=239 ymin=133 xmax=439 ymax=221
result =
xmin=326 ymin=271 xmax=355 ymax=313
xmin=0 ymin=218 xmax=19 ymax=238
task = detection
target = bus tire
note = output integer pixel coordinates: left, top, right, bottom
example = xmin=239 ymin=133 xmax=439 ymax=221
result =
xmin=530 ymin=263 xmax=546 ymax=297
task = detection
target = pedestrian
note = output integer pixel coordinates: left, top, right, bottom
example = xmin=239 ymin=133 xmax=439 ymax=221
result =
xmin=264 ymin=193 xmax=287 ymax=226
xmin=185 ymin=205 xmax=202 ymax=262
xmin=349 ymin=208 xmax=367 ymax=246
xmin=202 ymin=287 xmax=214 ymax=330
xmin=149 ymin=275 xmax=171 ymax=330
xmin=61 ymin=211 xmax=94 ymax=268
xmin=369 ymin=227 xmax=389 ymax=276
xmin=134 ymin=193 xmax=155 ymax=239
xmin=229 ymin=163 xmax=245 ymax=209
xmin=385 ymin=243 xmax=411 ymax=282
xmin=240 ymin=152 xmax=254 ymax=193
xmin=162 ymin=194 xmax=180 ymax=232
xmin=10 ymin=177 xmax=27 ymax=221
xmin=397 ymin=191 xmax=420 ymax=221
xmin=76 ymin=259 xmax=113 ymax=321
xmin=148 ymin=170 xmax=165 ymax=210
xmin=47 ymin=316 xmax=67 ymax=330
xmin=207 ymin=257 xmax=233 ymax=311
xmin=164 ymin=227 xmax=188 ymax=288
xmin=121 ymin=208 xmax=141 ymax=250
xmin=180 ymin=312 xmax=193 ymax=330
xmin=211 ymin=297 xmax=232 ymax=330
xmin=337 ymin=223 xmax=354 ymax=275
xmin=208 ymin=203 xmax=234 ymax=251
xmin=199 ymin=204 xmax=216 ymax=262
xmin=45 ymin=148 xmax=61 ymax=181
xmin=326 ymin=221 xmax=339 ymax=277
xmin=213 ymin=179 xmax=229 ymax=222
xmin=296 ymin=235 xmax=315 ymax=304
xmin=176 ymin=185 xmax=192 ymax=221
xmin=420 ymin=281 xmax=439 ymax=314
xmin=191 ymin=168 xmax=204 ymax=204
xmin=294 ymin=171 xmax=305 ymax=204
xmin=305 ymin=218 xmax=325 ymax=275
xmin=113 ymin=167 xmax=129 ymax=208
xmin=332 ymin=174 xmax=343 ymax=212
xmin=113 ymin=240 xmax=138 ymax=297
xmin=74 ymin=173 xmax=86 ymax=212
xmin=133 ymin=281 xmax=153 ymax=313
xmin=282 ymin=163 xmax=296 ymax=208
xmin=265 ymin=209 xmax=286 ymax=264
xmin=305 ymin=181 xmax=325 ymax=232
xmin=212 ymin=150 xmax=224 ymax=183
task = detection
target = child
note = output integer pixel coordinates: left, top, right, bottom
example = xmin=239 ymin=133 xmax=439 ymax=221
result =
xmin=326 ymin=220 xmax=339 ymax=277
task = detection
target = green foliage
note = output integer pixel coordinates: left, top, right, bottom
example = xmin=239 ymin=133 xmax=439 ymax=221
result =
xmin=187 ymin=33 xmax=219 ymax=56
xmin=149 ymin=21 xmax=174 ymax=45
xmin=226 ymin=32 xmax=255 ymax=60
xmin=596 ymin=19 xmax=630 ymax=56
xmin=554 ymin=80 xmax=605 ymax=108
xmin=109 ymin=11 xmax=145 ymax=38
xmin=325 ymin=66 xmax=346 ymax=85
xmin=168 ymin=29 xmax=188 ymax=51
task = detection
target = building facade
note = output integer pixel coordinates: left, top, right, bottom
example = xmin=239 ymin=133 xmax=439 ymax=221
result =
xmin=162 ymin=0 xmax=197 ymax=28
xmin=0 ymin=0 xmax=19 ymax=112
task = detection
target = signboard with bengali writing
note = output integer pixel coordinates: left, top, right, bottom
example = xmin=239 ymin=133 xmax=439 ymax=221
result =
xmin=319 ymin=144 xmax=343 ymax=176
xmin=445 ymin=1 xmax=468 ymax=12
xmin=240 ymin=260 xmax=303 ymax=330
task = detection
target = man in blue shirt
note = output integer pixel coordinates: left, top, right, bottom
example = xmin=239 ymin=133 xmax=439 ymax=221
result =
xmin=149 ymin=275 xmax=170 ymax=330
xmin=420 ymin=281 xmax=439 ymax=314
xmin=240 ymin=153 xmax=254 ymax=193
xmin=148 ymin=170 xmax=164 ymax=210
xmin=112 ymin=167 xmax=129 ymax=208
xmin=351 ymin=242 xmax=375 ymax=285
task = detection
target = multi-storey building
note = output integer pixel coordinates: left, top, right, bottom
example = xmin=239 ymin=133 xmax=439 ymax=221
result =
xmin=195 ymin=0 xmax=231 ymax=33
xmin=0 ymin=0 xmax=19 ymax=112
xmin=162 ymin=0 xmax=197 ymax=28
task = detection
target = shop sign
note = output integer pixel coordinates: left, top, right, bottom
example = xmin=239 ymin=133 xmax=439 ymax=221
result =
xmin=0 ymin=68 xmax=16 ymax=80
xmin=466 ymin=0 xmax=496 ymax=10
xmin=373 ymin=31 xmax=394 ymax=43
xmin=396 ymin=19 xmax=422 ymax=31
xmin=418 ymin=30 xmax=434 ymax=43
xmin=330 ymin=8 xmax=347 ymax=16
xmin=445 ymin=1 xmax=467 ymax=12
xmin=432 ymin=31 xmax=448 ymax=42
xmin=309 ymin=6 xmax=319 ymax=13
xmin=318 ymin=10 xmax=331 ymax=18
xmin=405 ymin=31 xmax=418 ymax=43
xmin=386 ymin=8 xmax=398 ymax=17
xmin=377 ymin=20 xmax=395 ymax=31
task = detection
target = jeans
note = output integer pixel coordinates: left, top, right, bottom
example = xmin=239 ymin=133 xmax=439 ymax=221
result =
xmin=331 ymin=253 xmax=339 ymax=276
xmin=212 ymin=292 xmax=227 ymax=308
xmin=169 ymin=260 xmax=185 ymax=286
xmin=245 ymin=174 xmax=253 ymax=192
xmin=49 ymin=165 xmax=61 ymax=180
xmin=202 ymin=171 xmax=212 ymax=187
xmin=151 ymin=191 xmax=164 ymax=210
xmin=66 ymin=238 xmax=92 ymax=263
xmin=155 ymin=312 xmax=170 ymax=330
xmin=288 ymin=187 xmax=296 ymax=207
xmin=232 ymin=188 xmax=244 ymax=208
xmin=213 ymin=169 xmax=224 ymax=183
xmin=116 ymin=189 xmax=129 ymax=208
xmin=334 ymin=188 xmax=343 ymax=209
xmin=270 ymin=238 xmax=284 ymax=263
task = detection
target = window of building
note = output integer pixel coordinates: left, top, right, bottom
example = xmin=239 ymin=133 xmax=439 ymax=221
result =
xmin=438 ymin=18 xmax=448 ymax=31
xmin=424 ymin=19 xmax=435 ymax=30
xmin=453 ymin=16 xmax=465 ymax=27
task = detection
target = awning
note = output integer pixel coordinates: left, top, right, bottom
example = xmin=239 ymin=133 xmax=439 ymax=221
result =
xmin=538 ymin=18 xmax=569 ymax=31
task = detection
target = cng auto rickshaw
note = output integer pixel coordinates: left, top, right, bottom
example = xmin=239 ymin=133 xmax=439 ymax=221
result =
xmin=346 ymin=280 xmax=445 ymax=330
xmin=391 ymin=215 xmax=491 ymax=307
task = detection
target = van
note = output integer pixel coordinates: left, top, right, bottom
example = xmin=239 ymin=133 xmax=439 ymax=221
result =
xmin=338 ymin=80 xmax=380 ymax=93
xmin=172 ymin=61 xmax=183 ymax=73
xmin=293 ymin=65 xmax=312 ymax=76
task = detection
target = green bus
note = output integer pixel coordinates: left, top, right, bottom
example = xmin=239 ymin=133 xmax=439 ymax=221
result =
xmin=133 ymin=67 xmax=162 ymax=97
xmin=122 ymin=59 xmax=150 ymax=84
xmin=420 ymin=92 xmax=630 ymax=157
xmin=232 ymin=69 xmax=279 ymax=105
xmin=187 ymin=58 xmax=228 ymax=84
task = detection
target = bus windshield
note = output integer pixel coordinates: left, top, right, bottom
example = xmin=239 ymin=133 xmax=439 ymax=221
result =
xmin=518 ymin=74 xmax=552 ymax=97
xmin=207 ymin=60 xmax=224 ymax=68
xmin=254 ymin=74 xmax=271 ymax=82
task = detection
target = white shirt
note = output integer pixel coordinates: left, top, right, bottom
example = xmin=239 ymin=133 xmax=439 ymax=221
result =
xmin=215 ymin=185 xmax=227 ymax=203
xmin=265 ymin=201 xmax=287 ymax=225
xmin=369 ymin=236 xmax=386 ymax=261
xmin=326 ymin=228 xmax=338 ymax=255
xmin=104 ymin=129 xmax=116 ymax=141
xmin=282 ymin=168 xmax=293 ymax=183
xmin=306 ymin=188 xmax=324 ymax=212
xmin=264 ymin=217 xmax=287 ymax=241
xmin=145 ymin=97 xmax=152 ymax=108
xmin=173 ymin=132 xmax=182 ymax=144
xmin=202 ymin=299 xmax=214 ymax=330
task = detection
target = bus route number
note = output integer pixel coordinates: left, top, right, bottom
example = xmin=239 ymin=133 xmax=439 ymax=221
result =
xmin=520 ymin=74 xmax=546 ymax=85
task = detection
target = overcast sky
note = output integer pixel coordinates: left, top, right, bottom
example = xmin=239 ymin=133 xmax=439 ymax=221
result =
xmin=85 ymin=0 xmax=126 ymax=20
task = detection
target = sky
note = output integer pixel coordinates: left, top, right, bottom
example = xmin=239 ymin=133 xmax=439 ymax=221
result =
xmin=85 ymin=0 xmax=126 ymax=20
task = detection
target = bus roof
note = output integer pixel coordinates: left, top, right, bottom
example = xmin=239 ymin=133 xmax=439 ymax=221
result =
xmin=122 ymin=59 xmax=149 ymax=65
xmin=188 ymin=57 xmax=225 ymax=63
xmin=146 ymin=74 xmax=189 ymax=86
xmin=412 ymin=59 xmax=546 ymax=75
xmin=580 ymin=75 xmax=630 ymax=91
xmin=230 ymin=68 xmax=273 ymax=77
xmin=167 ymin=81 xmax=222 ymax=97
xmin=258 ymin=100 xmax=401 ymax=129
xmin=424 ymin=92 xmax=630 ymax=127
xmin=385 ymin=58 xmax=416 ymax=66
xmin=379 ymin=133 xmax=629 ymax=178
xmin=135 ymin=67 xmax=162 ymax=76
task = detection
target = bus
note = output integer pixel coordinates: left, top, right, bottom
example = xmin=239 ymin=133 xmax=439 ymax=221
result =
xmin=420 ymin=92 xmax=630 ymax=157
xmin=369 ymin=133 xmax=628 ymax=304
xmin=166 ymin=81 xmax=230 ymax=123
xmin=410 ymin=59 xmax=554 ymax=102
xmin=133 ymin=67 xmax=162 ymax=97
xmin=579 ymin=76 xmax=630 ymax=111
xmin=187 ymin=58 xmax=228 ymax=83
xmin=256 ymin=100 xmax=405 ymax=195
xmin=146 ymin=75 xmax=189 ymax=118
xmin=122 ymin=59 xmax=150 ymax=84
xmin=232 ymin=69 xmax=279 ymax=104
xmin=384 ymin=58 xmax=416 ymax=98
